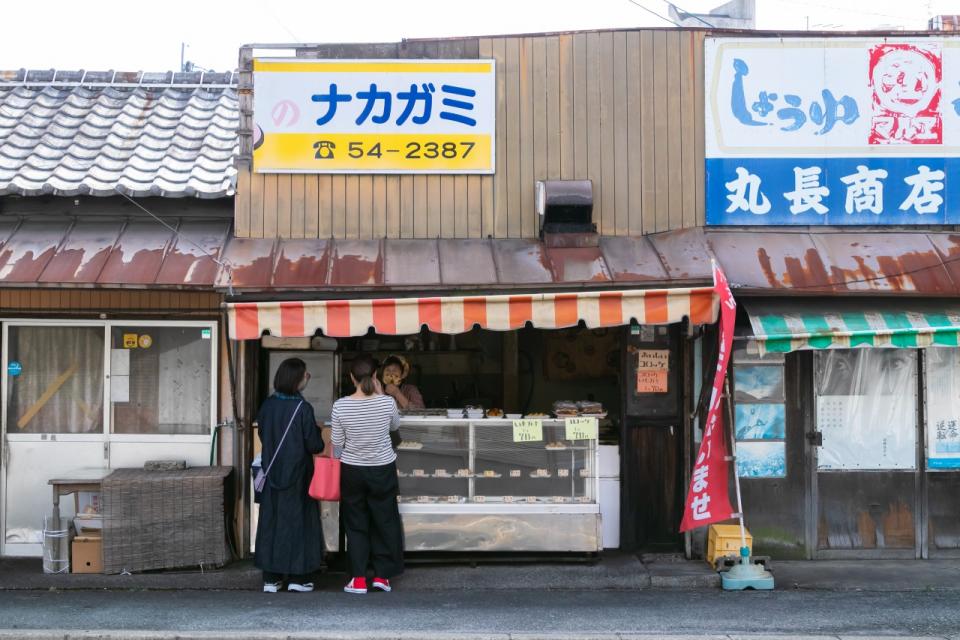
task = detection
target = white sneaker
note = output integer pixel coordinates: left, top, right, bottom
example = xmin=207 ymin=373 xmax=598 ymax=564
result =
xmin=288 ymin=582 xmax=314 ymax=593
xmin=263 ymin=581 xmax=282 ymax=593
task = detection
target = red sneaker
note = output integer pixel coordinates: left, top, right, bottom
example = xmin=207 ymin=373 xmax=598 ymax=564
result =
xmin=372 ymin=577 xmax=392 ymax=592
xmin=344 ymin=577 xmax=367 ymax=594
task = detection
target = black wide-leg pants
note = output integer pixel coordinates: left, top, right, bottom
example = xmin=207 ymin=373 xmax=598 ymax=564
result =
xmin=340 ymin=461 xmax=405 ymax=579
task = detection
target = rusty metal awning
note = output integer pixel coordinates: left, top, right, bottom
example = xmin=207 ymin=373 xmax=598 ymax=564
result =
xmin=706 ymin=230 xmax=960 ymax=296
xmin=0 ymin=218 xmax=231 ymax=288
xmin=216 ymin=228 xmax=713 ymax=295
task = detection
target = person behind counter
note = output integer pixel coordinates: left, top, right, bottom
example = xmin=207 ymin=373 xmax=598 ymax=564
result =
xmin=255 ymin=357 xmax=325 ymax=594
xmin=331 ymin=354 xmax=405 ymax=595
xmin=381 ymin=354 xmax=425 ymax=410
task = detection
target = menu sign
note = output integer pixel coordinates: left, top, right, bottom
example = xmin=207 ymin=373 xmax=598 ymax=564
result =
xmin=564 ymin=417 xmax=598 ymax=441
xmin=636 ymin=349 xmax=670 ymax=393
xmin=512 ymin=419 xmax=543 ymax=443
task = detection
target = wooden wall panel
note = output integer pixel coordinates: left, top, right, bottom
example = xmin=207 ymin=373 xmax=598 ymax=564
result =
xmin=238 ymin=29 xmax=706 ymax=239
xmin=0 ymin=289 xmax=220 ymax=313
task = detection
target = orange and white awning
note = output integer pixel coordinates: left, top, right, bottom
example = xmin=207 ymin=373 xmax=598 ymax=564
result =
xmin=226 ymin=286 xmax=719 ymax=340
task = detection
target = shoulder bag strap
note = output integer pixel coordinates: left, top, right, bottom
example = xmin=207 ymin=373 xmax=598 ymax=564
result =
xmin=261 ymin=400 xmax=304 ymax=482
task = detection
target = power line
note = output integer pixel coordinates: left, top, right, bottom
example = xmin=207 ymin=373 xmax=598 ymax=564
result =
xmin=623 ymin=0 xmax=683 ymax=28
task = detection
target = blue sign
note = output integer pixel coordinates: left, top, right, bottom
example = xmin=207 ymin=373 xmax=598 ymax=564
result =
xmin=706 ymin=157 xmax=959 ymax=225
xmin=7 ymin=361 xmax=22 ymax=377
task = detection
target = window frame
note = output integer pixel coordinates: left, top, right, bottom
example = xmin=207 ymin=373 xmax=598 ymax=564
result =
xmin=2 ymin=319 xmax=218 ymax=445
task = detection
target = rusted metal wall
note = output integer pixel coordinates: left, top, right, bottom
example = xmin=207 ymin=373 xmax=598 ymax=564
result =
xmin=235 ymin=29 xmax=706 ymax=239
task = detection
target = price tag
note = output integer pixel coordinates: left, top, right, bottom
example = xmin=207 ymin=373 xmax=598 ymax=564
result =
xmin=564 ymin=417 xmax=598 ymax=441
xmin=512 ymin=419 xmax=543 ymax=443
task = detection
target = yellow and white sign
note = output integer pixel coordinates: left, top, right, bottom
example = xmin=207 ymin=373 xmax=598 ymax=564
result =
xmin=564 ymin=417 xmax=598 ymax=441
xmin=253 ymin=59 xmax=496 ymax=174
xmin=512 ymin=419 xmax=543 ymax=443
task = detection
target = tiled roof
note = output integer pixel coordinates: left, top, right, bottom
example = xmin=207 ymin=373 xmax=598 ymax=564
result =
xmin=0 ymin=70 xmax=239 ymax=199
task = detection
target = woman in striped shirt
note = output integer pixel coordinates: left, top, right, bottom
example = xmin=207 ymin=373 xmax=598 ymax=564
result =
xmin=331 ymin=354 xmax=404 ymax=594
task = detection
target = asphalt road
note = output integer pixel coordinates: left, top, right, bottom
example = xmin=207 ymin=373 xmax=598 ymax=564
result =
xmin=1 ymin=589 xmax=958 ymax=637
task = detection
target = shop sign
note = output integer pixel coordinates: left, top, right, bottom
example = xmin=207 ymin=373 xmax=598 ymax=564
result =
xmin=253 ymin=59 xmax=495 ymax=174
xmin=122 ymin=333 xmax=138 ymax=349
xmin=705 ymin=37 xmax=960 ymax=225
xmin=564 ymin=417 xmax=598 ymax=441
xmin=636 ymin=349 xmax=669 ymax=393
xmin=512 ymin=419 xmax=543 ymax=443
xmin=7 ymin=361 xmax=21 ymax=377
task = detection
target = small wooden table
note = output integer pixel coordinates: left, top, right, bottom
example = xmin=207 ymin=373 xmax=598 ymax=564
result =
xmin=48 ymin=469 xmax=110 ymax=530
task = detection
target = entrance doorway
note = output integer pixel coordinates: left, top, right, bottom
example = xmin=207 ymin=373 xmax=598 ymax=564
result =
xmin=811 ymin=349 xmax=920 ymax=558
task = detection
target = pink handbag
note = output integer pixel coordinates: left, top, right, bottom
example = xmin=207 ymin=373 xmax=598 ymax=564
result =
xmin=309 ymin=454 xmax=341 ymax=501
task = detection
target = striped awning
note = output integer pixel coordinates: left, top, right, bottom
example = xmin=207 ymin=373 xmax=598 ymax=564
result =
xmin=226 ymin=286 xmax=719 ymax=340
xmin=745 ymin=300 xmax=960 ymax=354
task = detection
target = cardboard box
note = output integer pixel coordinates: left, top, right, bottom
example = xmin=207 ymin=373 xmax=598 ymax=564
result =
xmin=71 ymin=536 xmax=102 ymax=574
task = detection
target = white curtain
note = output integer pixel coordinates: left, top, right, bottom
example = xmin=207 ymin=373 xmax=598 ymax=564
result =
xmin=7 ymin=326 xmax=104 ymax=434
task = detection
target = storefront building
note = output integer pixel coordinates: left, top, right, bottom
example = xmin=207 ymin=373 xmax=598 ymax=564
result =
xmin=228 ymin=32 xmax=719 ymax=553
xmin=702 ymin=35 xmax=960 ymax=559
xmin=229 ymin=30 xmax=959 ymax=560
xmin=0 ymin=70 xmax=239 ymax=557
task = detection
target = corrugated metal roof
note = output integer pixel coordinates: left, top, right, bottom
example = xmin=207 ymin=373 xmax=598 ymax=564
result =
xmin=705 ymin=230 xmax=960 ymax=296
xmin=0 ymin=223 xmax=955 ymax=297
xmin=0 ymin=70 xmax=238 ymax=199
xmin=215 ymin=231 xmax=707 ymax=293
xmin=0 ymin=217 xmax=230 ymax=288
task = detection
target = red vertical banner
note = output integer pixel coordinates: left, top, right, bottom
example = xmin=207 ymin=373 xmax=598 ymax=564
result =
xmin=680 ymin=264 xmax=736 ymax=532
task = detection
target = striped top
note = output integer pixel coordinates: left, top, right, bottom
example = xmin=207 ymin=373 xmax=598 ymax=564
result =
xmin=330 ymin=394 xmax=400 ymax=466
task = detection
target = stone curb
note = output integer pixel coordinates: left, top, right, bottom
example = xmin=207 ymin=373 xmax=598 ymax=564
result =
xmin=0 ymin=632 xmax=952 ymax=640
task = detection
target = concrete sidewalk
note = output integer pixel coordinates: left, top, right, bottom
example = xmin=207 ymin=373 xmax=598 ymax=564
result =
xmin=0 ymin=553 xmax=719 ymax=591
xmin=3 ymin=554 xmax=960 ymax=592
xmin=0 ymin=633 xmax=957 ymax=640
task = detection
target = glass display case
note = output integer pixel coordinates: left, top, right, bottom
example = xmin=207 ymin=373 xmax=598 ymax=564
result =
xmin=394 ymin=418 xmax=601 ymax=552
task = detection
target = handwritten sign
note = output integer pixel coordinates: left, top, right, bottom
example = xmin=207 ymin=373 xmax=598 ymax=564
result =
xmin=253 ymin=59 xmax=495 ymax=174
xmin=512 ymin=419 xmax=543 ymax=443
xmin=636 ymin=349 xmax=670 ymax=393
xmin=564 ymin=417 xmax=598 ymax=441
xmin=637 ymin=349 xmax=669 ymax=370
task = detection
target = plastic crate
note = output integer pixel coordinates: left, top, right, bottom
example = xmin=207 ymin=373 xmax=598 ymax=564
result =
xmin=706 ymin=524 xmax=752 ymax=568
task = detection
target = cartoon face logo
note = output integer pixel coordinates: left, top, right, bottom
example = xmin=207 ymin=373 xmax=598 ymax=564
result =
xmin=869 ymin=44 xmax=942 ymax=145
xmin=871 ymin=48 xmax=938 ymax=117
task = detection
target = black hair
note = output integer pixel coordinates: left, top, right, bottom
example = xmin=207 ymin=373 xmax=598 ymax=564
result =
xmin=382 ymin=355 xmax=405 ymax=371
xmin=350 ymin=354 xmax=378 ymax=395
xmin=274 ymin=357 xmax=307 ymax=395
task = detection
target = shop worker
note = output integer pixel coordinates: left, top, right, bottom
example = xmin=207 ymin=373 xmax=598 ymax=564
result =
xmin=255 ymin=357 xmax=325 ymax=593
xmin=381 ymin=354 xmax=425 ymax=410
xmin=331 ymin=354 xmax=405 ymax=594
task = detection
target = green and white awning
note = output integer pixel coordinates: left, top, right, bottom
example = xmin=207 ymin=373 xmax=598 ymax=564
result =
xmin=744 ymin=300 xmax=960 ymax=354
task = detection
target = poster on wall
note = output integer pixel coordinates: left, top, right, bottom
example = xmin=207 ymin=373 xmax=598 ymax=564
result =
xmin=253 ymin=58 xmax=496 ymax=174
xmin=735 ymin=404 xmax=785 ymax=440
xmin=816 ymin=395 xmax=916 ymax=470
xmin=705 ymin=37 xmax=960 ymax=225
xmin=924 ymin=348 xmax=960 ymax=469
xmin=736 ymin=441 xmax=786 ymax=478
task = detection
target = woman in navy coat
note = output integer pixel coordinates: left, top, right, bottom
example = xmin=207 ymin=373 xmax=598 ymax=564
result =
xmin=255 ymin=358 xmax=324 ymax=593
